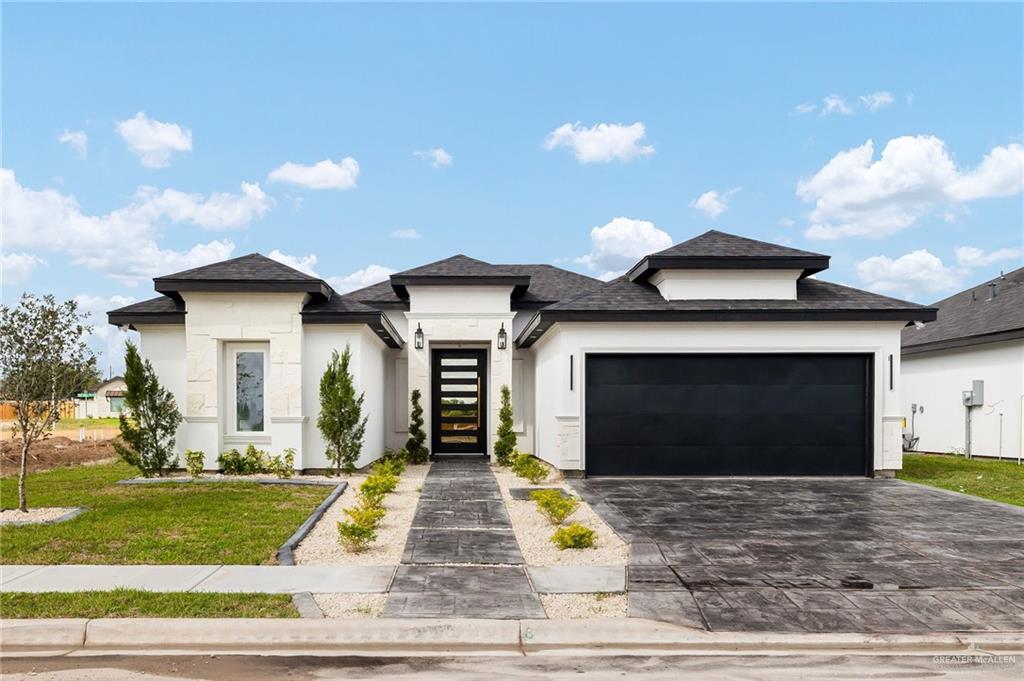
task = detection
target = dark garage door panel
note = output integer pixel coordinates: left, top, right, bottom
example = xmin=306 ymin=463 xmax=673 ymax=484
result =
xmin=585 ymin=354 xmax=870 ymax=476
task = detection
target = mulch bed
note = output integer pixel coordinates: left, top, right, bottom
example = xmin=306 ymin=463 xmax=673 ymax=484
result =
xmin=0 ymin=436 xmax=116 ymax=476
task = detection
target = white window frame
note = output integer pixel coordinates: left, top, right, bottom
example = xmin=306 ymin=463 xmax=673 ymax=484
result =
xmin=225 ymin=342 xmax=269 ymax=437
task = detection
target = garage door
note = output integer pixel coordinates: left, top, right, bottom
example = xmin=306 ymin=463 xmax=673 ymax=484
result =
xmin=585 ymin=354 xmax=871 ymax=476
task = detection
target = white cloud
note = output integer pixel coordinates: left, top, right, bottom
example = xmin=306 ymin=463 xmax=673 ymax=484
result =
xmin=390 ymin=228 xmax=422 ymax=240
xmin=115 ymin=112 xmax=192 ymax=168
xmin=856 ymin=250 xmax=962 ymax=299
xmin=576 ymin=217 xmax=673 ymax=279
xmin=544 ymin=122 xmax=655 ymax=164
xmin=131 ymin=182 xmax=270 ymax=230
xmin=414 ymin=148 xmax=453 ymax=168
xmin=267 ymin=157 xmax=360 ymax=190
xmin=777 ymin=218 xmax=795 ymax=228
xmin=821 ymin=95 xmax=853 ymax=116
xmin=859 ymin=91 xmax=894 ymax=112
xmin=1 ymin=252 xmax=47 ymax=285
xmin=793 ymin=102 xmax=817 ymax=115
xmin=267 ymin=249 xmax=318 ymax=276
xmin=0 ymin=168 xmax=260 ymax=284
xmin=326 ymin=264 xmax=396 ymax=293
xmin=797 ymin=136 xmax=1024 ymax=239
xmin=954 ymin=246 xmax=1022 ymax=268
xmin=690 ymin=188 xmax=740 ymax=220
xmin=73 ymin=294 xmax=139 ymax=377
xmin=58 ymin=129 xmax=88 ymax=158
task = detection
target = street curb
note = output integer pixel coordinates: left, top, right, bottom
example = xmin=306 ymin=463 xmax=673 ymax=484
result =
xmin=276 ymin=482 xmax=347 ymax=565
xmin=2 ymin=618 xmax=1022 ymax=657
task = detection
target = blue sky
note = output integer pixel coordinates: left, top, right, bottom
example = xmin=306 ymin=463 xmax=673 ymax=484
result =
xmin=2 ymin=3 xmax=1022 ymax=371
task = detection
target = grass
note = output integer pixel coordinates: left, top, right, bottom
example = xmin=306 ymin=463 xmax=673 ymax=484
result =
xmin=0 ymin=462 xmax=332 ymax=564
xmin=0 ymin=589 xmax=298 ymax=618
xmin=57 ymin=417 xmax=121 ymax=429
xmin=899 ymin=453 xmax=1024 ymax=507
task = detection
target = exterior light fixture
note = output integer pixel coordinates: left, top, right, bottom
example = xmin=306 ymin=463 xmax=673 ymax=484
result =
xmin=414 ymin=323 xmax=424 ymax=350
xmin=497 ymin=323 xmax=508 ymax=350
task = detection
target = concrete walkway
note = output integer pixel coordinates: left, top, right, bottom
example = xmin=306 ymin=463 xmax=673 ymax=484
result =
xmin=384 ymin=457 xmax=545 ymax=619
xmin=0 ymin=565 xmax=395 ymax=594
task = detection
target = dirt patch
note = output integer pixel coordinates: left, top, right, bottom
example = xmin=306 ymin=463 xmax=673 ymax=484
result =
xmin=0 ymin=436 xmax=117 ymax=476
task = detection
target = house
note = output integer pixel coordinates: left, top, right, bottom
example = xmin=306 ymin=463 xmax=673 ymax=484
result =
xmin=901 ymin=267 xmax=1023 ymax=461
xmin=74 ymin=376 xmax=128 ymax=419
xmin=108 ymin=230 xmax=936 ymax=477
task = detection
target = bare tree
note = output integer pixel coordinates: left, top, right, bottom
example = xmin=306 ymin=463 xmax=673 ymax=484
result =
xmin=0 ymin=294 xmax=95 ymax=512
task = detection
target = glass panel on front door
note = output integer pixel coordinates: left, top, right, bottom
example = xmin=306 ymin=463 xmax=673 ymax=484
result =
xmin=432 ymin=351 xmax=487 ymax=454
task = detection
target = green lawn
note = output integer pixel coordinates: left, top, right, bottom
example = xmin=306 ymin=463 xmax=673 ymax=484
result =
xmin=899 ymin=453 xmax=1024 ymax=507
xmin=1 ymin=462 xmax=332 ymax=564
xmin=57 ymin=417 xmax=121 ymax=429
xmin=1 ymin=589 xmax=298 ymax=618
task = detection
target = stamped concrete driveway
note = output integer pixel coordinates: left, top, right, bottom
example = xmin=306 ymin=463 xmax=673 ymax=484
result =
xmin=571 ymin=477 xmax=1024 ymax=634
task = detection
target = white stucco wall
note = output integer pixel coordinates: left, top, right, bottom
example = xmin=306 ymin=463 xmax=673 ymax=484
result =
xmin=902 ymin=339 xmax=1024 ymax=460
xmin=532 ymin=320 xmax=906 ymax=474
xmin=135 ymin=325 xmax=187 ymax=455
xmin=302 ymin=325 xmax=390 ymax=470
xmin=649 ymin=269 xmax=801 ymax=300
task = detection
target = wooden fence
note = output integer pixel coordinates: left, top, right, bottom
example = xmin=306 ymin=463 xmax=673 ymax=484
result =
xmin=0 ymin=401 xmax=77 ymax=421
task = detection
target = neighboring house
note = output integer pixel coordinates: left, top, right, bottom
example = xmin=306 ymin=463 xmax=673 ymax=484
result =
xmin=108 ymin=230 xmax=935 ymax=476
xmin=75 ymin=376 xmax=128 ymax=419
xmin=901 ymin=268 xmax=1024 ymax=461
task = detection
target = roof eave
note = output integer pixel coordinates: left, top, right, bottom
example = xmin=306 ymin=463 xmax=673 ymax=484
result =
xmin=389 ymin=275 xmax=532 ymax=299
xmin=108 ymin=311 xmax=185 ymax=329
xmin=902 ymin=327 xmax=1024 ymax=356
xmin=300 ymin=309 xmax=404 ymax=348
xmin=154 ymin=278 xmax=333 ymax=300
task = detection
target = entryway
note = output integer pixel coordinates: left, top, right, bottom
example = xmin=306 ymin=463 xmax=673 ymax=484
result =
xmin=431 ymin=349 xmax=487 ymax=456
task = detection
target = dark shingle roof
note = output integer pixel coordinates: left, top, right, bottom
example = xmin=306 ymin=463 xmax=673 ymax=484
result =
xmin=902 ymin=267 xmax=1024 ymax=354
xmin=340 ymin=260 xmax=603 ymax=309
xmin=392 ymin=254 xmax=520 ymax=278
xmin=108 ymin=296 xmax=185 ymax=327
xmin=652 ymin=230 xmax=827 ymax=259
xmin=517 ymin=276 xmax=937 ymax=347
xmin=154 ymin=253 xmax=332 ymax=298
xmin=627 ymin=230 xmax=830 ymax=281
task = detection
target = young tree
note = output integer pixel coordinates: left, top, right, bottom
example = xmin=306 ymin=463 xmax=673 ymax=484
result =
xmin=113 ymin=341 xmax=183 ymax=477
xmin=494 ymin=384 xmax=517 ymax=466
xmin=404 ymin=388 xmax=429 ymax=464
xmin=317 ymin=345 xmax=367 ymax=476
xmin=0 ymin=294 xmax=96 ymax=512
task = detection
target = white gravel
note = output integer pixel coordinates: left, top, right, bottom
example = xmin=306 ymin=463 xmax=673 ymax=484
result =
xmin=313 ymin=593 xmax=387 ymax=618
xmin=492 ymin=466 xmax=627 ymax=566
xmin=541 ymin=593 xmax=628 ymax=619
xmin=294 ymin=463 xmax=430 ymax=565
xmin=0 ymin=507 xmax=80 ymax=525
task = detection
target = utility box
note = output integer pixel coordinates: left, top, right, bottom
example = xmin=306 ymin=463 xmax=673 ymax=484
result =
xmin=963 ymin=380 xmax=985 ymax=407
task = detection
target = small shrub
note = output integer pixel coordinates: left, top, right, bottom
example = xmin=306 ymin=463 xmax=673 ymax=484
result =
xmin=551 ymin=523 xmax=597 ymax=550
xmin=362 ymin=472 xmax=398 ymax=497
xmin=243 ymin=444 xmax=268 ymax=474
xmin=374 ymin=455 xmax=405 ymax=478
xmin=531 ymin=489 xmax=579 ymax=525
xmin=217 ymin=449 xmax=243 ymax=474
xmin=512 ymin=452 xmax=549 ymax=485
xmin=337 ymin=521 xmax=377 ymax=553
xmin=270 ymin=448 xmax=295 ymax=479
xmin=184 ymin=450 xmax=205 ymax=478
xmin=404 ymin=389 xmax=429 ymax=463
xmin=494 ymin=385 xmax=517 ymax=467
xmin=344 ymin=502 xmax=385 ymax=528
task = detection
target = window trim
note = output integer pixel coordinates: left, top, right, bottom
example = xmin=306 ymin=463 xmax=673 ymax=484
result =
xmin=226 ymin=343 xmax=269 ymax=437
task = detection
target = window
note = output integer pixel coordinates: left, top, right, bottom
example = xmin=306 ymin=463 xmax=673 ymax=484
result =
xmin=234 ymin=349 xmax=266 ymax=433
xmin=109 ymin=396 xmax=125 ymax=413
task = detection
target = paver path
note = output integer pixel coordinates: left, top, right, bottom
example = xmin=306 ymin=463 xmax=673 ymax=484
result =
xmin=384 ymin=458 xmax=545 ymax=619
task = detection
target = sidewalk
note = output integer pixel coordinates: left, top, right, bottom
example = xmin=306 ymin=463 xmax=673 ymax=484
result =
xmin=0 ymin=564 xmax=624 ymax=595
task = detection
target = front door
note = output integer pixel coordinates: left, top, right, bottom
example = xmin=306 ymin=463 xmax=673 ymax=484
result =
xmin=431 ymin=349 xmax=488 ymax=455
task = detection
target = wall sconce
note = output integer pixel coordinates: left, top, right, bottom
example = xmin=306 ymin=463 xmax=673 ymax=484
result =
xmin=497 ymin=323 xmax=507 ymax=350
xmin=414 ymin=323 xmax=424 ymax=350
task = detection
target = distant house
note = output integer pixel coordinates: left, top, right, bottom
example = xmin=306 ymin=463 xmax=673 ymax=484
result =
xmin=901 ymin=268 xmax=1023 ymax=461
xmin=75 ymin=376 xmax=128 ymax=419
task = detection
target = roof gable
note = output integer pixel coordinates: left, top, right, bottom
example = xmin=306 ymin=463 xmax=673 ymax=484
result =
xmin=153 ymin=253 xmax=332 ymax=299
xmin=627 ymin=230 xmax=830 ymax=282
xmin=388 ymin=254 xmax=531 ymax=298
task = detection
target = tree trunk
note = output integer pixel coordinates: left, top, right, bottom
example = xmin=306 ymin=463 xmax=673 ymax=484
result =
xmin=18 ymin=438 xmax=29 ymax=512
